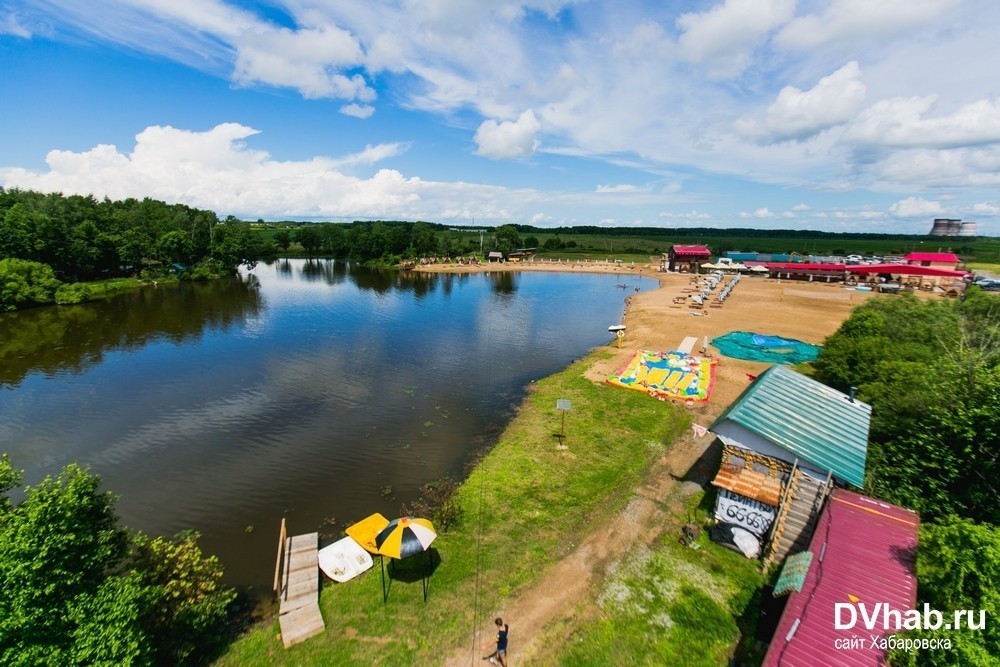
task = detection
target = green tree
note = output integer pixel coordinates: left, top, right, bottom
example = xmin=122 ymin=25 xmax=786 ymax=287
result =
xmin=273 ymin=228 xmax=292 ymax=252
xmin=813 ymin=294 xmax=1000 ymax=522
xmin=887 ymin=517 xmax=1000 ymax=666
xmin=0 ymin=458 xmax=236 ymax=665
xmin=294 ymin=225 xmax=323 ymax=256
xmin=493 ymin=224 xmax=521 ymax=256
xmin=214 ymin=221 xmax=263 ymax=272
xmin=0 ymin=258 xmax=62 ymax=311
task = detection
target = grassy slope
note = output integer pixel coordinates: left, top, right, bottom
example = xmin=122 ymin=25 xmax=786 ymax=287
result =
xmin=216 ymin=350 xmax=765 ymax=665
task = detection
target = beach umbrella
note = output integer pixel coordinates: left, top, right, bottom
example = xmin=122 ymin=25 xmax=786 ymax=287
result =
xmin=375 ymin=516 xmax=437 ymax=558
xmin=374 ymin=517 xmax=438 ymax=602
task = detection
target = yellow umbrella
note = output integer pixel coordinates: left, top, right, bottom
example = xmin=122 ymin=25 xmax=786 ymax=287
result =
xmin=373 ymin=517 xmax=438 ymax=602
xmin=375 ymin=517 xmax=437 ymax=559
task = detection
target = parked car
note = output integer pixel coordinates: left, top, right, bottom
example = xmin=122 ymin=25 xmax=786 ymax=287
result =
xmin=973 ymin=278 xmax=1000 ymax=291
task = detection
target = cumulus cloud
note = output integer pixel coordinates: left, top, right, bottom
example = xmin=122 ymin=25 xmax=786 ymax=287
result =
xmin=889 ymin=196 xmax=945 ymax=218
xmin=791 ymin=203 xmax=810 ymax=211
xmin=340 ymin=103 xmax=375 ymax=119
xmin=777 ymin=0 xmax=962 ymax=50
xmin=677 ymin=0 xmax=795 ymax=78
xmin=736 ymin=62 xmax=866 ymax=142
xmin=474 ymin=110 xmax=541 ymax=159
xmin=0 ymin=124 xmax=424 ymax=218
xmin=845 ymin=96 xmax=1000 ymax=149
xmin=739 ymin=207 xmax=777 ymax=219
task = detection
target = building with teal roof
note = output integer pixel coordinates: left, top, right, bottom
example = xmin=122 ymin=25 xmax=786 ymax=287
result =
xmin=709 ymin=365 xmax=870 ymax=487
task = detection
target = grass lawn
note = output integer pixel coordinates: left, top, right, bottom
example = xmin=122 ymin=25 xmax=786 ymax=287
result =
xmin=555 ymin=488 xmax=765 ymax=666
xmin=215 ymin=349 xmax=772 ymax=665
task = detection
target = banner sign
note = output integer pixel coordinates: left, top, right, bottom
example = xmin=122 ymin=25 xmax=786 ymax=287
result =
xmin=715 ymin=488 xmax=777 ymax=537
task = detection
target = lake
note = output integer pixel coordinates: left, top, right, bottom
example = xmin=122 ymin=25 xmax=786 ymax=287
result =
xmin=0 ymin=259 xmax=657 ymax=589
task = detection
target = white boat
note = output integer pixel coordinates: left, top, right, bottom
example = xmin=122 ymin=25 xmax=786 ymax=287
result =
xmin=318 ymin=535 xmax=374 ymax=583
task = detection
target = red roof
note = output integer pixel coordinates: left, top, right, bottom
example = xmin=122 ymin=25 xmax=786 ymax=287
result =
xmin=904 ymin=252 xmax=959 ymax=263
xmin=764 ymin=263 xmax=846 ymax=272
xmin=763 ymin=489 xmax=919 ymax=667
xmin=847 ymin=263 xmax=970 ymax=278
xmin=671 ymin=244 xmax=711 ymax=256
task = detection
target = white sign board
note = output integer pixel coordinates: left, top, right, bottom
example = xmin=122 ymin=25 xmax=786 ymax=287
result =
xmin=556 ymin=399 xmax=572 ymax=411
xmin=714 ymin=489 xmax=777 ymax=537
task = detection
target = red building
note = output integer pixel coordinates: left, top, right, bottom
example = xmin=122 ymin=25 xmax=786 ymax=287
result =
xmin=664 ymin=244 xmax=711 ymax=272
xmin=903 ymin=252 xmax=960 ymax=270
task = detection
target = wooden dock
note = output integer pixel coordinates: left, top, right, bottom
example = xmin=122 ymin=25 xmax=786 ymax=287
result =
xmin=274 ymin=522 xmax=325 ymax=648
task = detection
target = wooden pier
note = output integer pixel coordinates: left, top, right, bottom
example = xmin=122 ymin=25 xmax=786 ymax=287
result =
xmin=274 ymin=520 xmax=325 ymax=648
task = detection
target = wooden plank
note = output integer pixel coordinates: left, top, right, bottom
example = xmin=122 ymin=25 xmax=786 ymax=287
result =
xmin=279 ymin=604 xmax=325 ymax=648
xmin=276 ymin=530 xmax=325 ymax=647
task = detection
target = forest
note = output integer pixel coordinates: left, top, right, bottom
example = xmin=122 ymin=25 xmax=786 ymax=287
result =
xmin=813 ymin=290 xmax=1000 ymax=665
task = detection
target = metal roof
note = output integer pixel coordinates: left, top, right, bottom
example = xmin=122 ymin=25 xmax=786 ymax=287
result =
xmin=763 ymin=490 xmax=919 ymax=666
xmin=846 ymin=263 xmax=970 ymax=278
xmin=670 ymin=244 xmax=711 ymax=255
xmin=710 ymin=365 xmax=871 ymax=487
xmin=903 ymin=251 xmax=959 ymax=263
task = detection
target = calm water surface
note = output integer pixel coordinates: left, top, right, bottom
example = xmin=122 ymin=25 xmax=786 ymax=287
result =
xmin=0 ymin=260 xmax=656 ymax=589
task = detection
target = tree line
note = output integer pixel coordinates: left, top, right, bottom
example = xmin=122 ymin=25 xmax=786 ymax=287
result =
xmin=812 ymin=289 xmax=1000 ymax=665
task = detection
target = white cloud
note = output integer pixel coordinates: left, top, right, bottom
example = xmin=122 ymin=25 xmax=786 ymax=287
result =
xmin=659 ymin=210 xmax=711 ymax=220
xmin=971 ymin=201 xmax=1000 ymax=215
xmin=595 ymin=184 xmax=640 ymax=193
xmin=736 ymin=62 xmax=866 ymax=142
xmin=1 ymin=11 xmax=31 ymax=37
xmin=474 ymin=110 xmax=541 ymax=159
xmin=791 ymin=203 xmax=810 ymax=211
xmin=845 ymin=96 xmax=1000 ymax=149
xmin=677 ymin=0 xmax=795 ymax=78
xmin=739 ymin=207 xmax=777 ymax=219
xmin=340 ymin=103 xmax=375 ymax=119
xmin=0 ymin=124 xmax=424 ymax=218
xmin=777 ymin=0 xmax=962 ymax=50
xmin=889 ymin=196 xmax=945 ymax=218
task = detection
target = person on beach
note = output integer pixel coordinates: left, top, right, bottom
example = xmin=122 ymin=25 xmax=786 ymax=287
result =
xmin=482 ymin=617 xmax=509 ymax=665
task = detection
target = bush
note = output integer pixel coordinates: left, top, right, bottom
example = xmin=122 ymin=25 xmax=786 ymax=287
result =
xmin=0 ymin=258 xmax=62 ymax=311
xmin=55 ymin=282 xmax=94 ymax=305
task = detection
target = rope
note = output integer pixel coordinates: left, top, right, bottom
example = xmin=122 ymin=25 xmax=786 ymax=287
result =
xmin=469 ymin=277 xmax=494 ymax=664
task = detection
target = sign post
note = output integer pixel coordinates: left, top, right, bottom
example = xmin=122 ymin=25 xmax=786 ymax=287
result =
xmin=556 ymin=399 xmax=572 ymax=446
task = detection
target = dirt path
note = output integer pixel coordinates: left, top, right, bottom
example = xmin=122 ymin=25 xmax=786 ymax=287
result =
xmin=422 ymin=264 xmax=879 ymax=666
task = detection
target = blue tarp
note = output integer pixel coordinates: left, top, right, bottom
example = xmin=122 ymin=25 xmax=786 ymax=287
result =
xmin=711 ymin=331 xmax=821 ymax=364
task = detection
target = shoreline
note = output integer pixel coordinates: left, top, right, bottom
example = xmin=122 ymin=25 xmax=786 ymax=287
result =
xmin=217 ymin=261 xmax=876 ymax=664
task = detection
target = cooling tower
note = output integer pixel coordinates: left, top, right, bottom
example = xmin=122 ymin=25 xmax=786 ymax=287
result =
xmin=929 ymin=218 xmax=962 ymax=236
xmin=958 ymin=221 xmax=977 ymax=237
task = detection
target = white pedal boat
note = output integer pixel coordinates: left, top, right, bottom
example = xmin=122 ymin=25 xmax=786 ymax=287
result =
xmin=318 ymin=535 xmax=374 ymax=583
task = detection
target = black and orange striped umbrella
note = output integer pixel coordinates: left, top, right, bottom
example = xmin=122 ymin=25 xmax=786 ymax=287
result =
xmin=374 ymin=517 xmax=437 ymax=560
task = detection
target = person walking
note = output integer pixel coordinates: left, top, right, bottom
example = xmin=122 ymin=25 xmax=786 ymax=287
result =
xmin=481 ymin=617 xmax=509 ymax=666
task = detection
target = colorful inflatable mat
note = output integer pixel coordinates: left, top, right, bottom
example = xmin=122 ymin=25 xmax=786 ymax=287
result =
xmin=607 ymin=349 xmax=717 ymax=402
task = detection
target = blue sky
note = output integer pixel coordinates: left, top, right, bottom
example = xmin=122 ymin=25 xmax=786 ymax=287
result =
xmin=2 ymin=0 xmax=1000 ymax=234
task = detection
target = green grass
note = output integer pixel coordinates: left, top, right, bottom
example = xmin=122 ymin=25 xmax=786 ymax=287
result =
xmin=215 ymin=350 xmax=692 ymax=665
xmin=557 ymin=489 xmax=765 ymax=666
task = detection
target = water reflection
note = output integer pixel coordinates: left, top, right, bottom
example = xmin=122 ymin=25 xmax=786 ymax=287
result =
xmin=0 ymin=261 xmax=656 ymax=589
xmin=0 ymin=279 xmax=263 ymax=388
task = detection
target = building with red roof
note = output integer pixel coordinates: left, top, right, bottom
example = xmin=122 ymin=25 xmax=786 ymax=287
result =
xmin=663 ymin=244 xmax=711 ymax=272
xmin=762 ymin=489 xmax=919 ymax=666
xmin=903 ymin=252 xmax=960 ymax=270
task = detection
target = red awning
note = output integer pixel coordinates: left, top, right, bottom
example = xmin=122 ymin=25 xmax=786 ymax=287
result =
xmin=847 ymin=263 xmax=970 ymax=278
